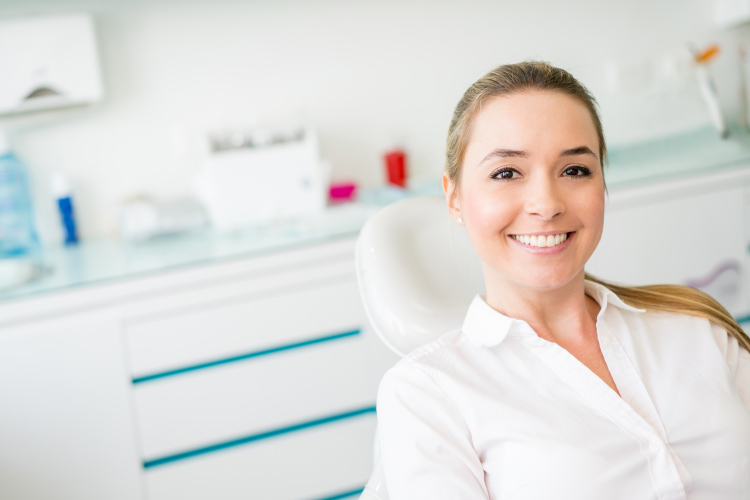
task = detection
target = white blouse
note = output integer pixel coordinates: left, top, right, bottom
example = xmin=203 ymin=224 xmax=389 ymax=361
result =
xmin=376 ymin=281 xmax=750 ymax=500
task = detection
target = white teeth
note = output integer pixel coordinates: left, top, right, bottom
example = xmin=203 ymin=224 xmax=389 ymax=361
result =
xmin=511 ymin=233 xmax=569 ymax=248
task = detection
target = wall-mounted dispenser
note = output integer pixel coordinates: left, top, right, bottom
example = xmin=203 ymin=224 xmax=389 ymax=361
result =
xmin=0 ymin=14 xmax=103 ymax=116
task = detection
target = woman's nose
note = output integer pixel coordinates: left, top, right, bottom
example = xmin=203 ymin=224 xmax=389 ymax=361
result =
xmin=524 ymin=178 xmax=565 ymax=220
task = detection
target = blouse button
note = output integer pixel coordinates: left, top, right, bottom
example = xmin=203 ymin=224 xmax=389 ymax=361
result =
xmin=648 ymin=440 xmax=662 ymax=452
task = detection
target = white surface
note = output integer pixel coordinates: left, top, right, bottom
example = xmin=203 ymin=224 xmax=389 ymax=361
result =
xmin=145 ymin=415 xmax=375 ymax=500
xmin=197 ymin=127 xmax=326 ymax=231
xmin=134 ymin=334 xmax=372 ymax=460
xmin=376 ymin=283 xmax=750 ymax=499
xmin=50 ymin=170 xmax=72 ymax=197
xmin=0 ymin=14 xmax=103 ymax=115
xmin=0 ymin=313 xmax=143 ymax=500
xmin=125 ymin=262 xmax=360 ymax=377
xmin=356 ymin=196 xmax=485 ymax=356
xmin=588 ymin=184 xmax=747 ymax=315
xmin=0 ymin=258 xmax=42 ymax=292
xmin=715 ymin=0 xmax=750 ymax=25
xmin=0 ymin=129 xmax=8 ymax=154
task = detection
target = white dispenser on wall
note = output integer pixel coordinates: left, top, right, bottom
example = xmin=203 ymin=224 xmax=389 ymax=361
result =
xmin=0 ymin=14 xmax=103 ymax=116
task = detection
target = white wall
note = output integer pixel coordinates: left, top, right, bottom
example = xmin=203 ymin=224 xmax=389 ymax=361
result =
xmin=0 ymin=0 xmax=745 ymax=242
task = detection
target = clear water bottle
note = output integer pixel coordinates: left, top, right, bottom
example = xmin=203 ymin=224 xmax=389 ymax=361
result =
xmin=0 ymin=132 xmax=41 ymax=259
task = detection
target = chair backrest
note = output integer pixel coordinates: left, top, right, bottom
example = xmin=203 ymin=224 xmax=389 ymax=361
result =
xmin=355 ymin=195 xmax=485 ymax=356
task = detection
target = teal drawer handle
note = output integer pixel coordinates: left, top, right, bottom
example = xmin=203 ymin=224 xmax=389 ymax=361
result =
xmin=132 ymin=328 xmax=361 ymax=384
xmin=142 ymin=405 xmax=376 ymax=468
xmin=309 ymin=486 xmax=366 ymax=500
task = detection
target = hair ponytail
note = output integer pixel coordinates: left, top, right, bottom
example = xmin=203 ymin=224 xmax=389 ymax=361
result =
xmin=585 ymin=273 xmax=750 ymax=352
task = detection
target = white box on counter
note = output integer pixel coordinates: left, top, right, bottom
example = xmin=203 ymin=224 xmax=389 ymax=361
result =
xmin=195 ymin=125 xmax=328 ymax=232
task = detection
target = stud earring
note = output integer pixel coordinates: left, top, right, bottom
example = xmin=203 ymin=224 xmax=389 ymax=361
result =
xmin=457 ymin=217 xmax=463 ymax=224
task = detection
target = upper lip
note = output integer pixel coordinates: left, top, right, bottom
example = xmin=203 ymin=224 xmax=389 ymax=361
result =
xmin=509 ymin=231 xmax=573 ymax=236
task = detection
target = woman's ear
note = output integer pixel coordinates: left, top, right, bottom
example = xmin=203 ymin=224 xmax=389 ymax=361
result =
xmin=442 ymin=173 xmax=462 ymax=223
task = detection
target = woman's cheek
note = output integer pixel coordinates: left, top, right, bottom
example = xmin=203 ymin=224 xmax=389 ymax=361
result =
xmin=573 ymin=188 xmax=605 ymax=249
xmin=463 ymin=192 xmax=515 ymax=252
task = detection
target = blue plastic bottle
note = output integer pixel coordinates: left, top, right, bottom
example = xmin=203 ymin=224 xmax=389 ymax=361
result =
xmin=51 ymin=172 xmax=78 ymax=245
xmin=0 ymin=132 xmax=41 ymax=258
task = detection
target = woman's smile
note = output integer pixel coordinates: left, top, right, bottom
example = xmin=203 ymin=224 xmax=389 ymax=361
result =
xmin=508 ymin=231 xmax=575 ymax=254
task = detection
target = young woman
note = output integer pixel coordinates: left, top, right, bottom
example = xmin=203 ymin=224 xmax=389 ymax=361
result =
xmin=376 ymin=62 xmax=750 ymax=499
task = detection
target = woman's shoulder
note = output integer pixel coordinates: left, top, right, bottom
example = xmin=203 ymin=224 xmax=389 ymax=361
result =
xmin=619 ymin=305 xmax=711 ymax=338
xmin=616 ymin=305 xmax=738 ymax=361
xmin=379 ymin=329 xmax=473 ymax=386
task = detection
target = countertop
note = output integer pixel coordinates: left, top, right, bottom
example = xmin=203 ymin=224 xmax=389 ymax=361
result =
xmin=3 ymin=125 xmax=750 ymax=304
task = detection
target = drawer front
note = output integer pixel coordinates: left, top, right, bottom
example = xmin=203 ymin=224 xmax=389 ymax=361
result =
xmin=134 ymin=333 xmax=373 ymax=461
xmin=125 ymin=276 xmax=363 ymax=379
xmin=144 ymin=413 xmax=376 ymax=500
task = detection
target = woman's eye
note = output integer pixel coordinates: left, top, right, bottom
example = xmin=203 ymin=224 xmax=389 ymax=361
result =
xmin=490 ymin=168 xmax=519 ymax=180
xmin=563 ymin=166 xmax=592 ymax=177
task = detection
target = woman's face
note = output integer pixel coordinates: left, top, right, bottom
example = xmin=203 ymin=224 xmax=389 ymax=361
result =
xmin=443 ymin=90 xmax=605 ymax=293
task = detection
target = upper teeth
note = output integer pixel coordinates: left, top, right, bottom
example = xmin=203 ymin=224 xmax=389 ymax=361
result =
xmin=511 ymin=233 xmax=568 ymax=247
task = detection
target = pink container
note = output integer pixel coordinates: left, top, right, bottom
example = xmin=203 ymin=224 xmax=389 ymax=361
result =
xmin=329 ymin=182 xmax=357 ymax=203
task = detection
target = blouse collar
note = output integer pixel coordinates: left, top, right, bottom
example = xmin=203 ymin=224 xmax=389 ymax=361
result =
xmin=461 ymin=280 xmax=646 ymax=348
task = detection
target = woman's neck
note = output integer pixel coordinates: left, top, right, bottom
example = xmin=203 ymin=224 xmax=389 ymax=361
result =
xmin=483 ymin=270 xmax=600 ymax=345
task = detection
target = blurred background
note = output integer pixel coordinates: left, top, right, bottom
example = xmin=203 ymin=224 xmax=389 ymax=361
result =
xmin=0 ymin=0 xmax=748 ymax=243
xmin=3 ymin=1 xmax=750 ymax=500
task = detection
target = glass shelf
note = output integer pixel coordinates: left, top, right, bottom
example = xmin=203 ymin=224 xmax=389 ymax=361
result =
xmin=605 ymin=125 xmax=750 ymax=188
xmin=3 ymin=125 xmax=750 ymax=304
xmin=0 ymin=202 xmax=385 ymax=303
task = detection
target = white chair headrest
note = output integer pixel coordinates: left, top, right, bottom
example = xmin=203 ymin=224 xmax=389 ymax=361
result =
xmin=355 ymin=195 xmax=485 ymax=356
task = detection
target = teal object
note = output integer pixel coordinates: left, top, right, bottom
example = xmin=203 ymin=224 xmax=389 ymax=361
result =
xmin=131 ymin=328 xmax=362 ymax=384
xmin=142 ymin=405 xmax=376 ymax=469
xmin=0 ymin=147 xmax=40 ymax=258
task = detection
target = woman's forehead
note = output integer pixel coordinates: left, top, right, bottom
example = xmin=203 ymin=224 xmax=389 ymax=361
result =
xmin=467 ymin=91 xmax=599 ymax=156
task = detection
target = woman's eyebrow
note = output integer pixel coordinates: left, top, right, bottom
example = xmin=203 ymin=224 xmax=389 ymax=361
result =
xmin=478 ymin=146 xmax=597 ymax=166
xmin=477 ymin=148 xmax=528 ymax=166
xmin=561 ymin=146 xmax=598 ymax=160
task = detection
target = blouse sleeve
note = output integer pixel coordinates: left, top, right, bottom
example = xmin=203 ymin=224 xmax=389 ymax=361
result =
xmin=376 ymin=361 xmax=489 ymax=500
xmin=711 ymin=323 xmax=750 ymax=409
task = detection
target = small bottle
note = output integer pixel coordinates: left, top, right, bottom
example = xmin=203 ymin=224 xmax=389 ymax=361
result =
xmin=51 ymin=172 xmax=79 ymax=245
xmin=384 ymin=148 xmax=408 ymax=188
xmin=0 ymin=131 xmax=43 ymax=290
xmin=0 ymin=131 xmax=41 ymax=257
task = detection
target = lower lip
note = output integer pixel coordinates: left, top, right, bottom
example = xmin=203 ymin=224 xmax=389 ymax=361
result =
xmin=508 ymin=232 xmax=576 ymax=255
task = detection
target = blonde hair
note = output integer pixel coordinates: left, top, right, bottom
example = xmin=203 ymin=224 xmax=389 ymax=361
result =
xmin=446 ymin=61 xmax=750 ymax=353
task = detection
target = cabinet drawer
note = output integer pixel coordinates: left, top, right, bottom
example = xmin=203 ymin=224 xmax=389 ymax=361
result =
xmin=144 ymin=412 xmax=375 ymax=500
xmin=134 ymin=333 xmax=373 ymax=461
xmin=125 ymin=277 xmax=363 ymax=378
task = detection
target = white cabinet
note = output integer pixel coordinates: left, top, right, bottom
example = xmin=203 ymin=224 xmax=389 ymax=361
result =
xmin=0 ymin=313 xmax=143 ymax=500
xmin=144 ymin=416 xmax=375 ymax=500
xmin=0 ymin=237 xmax=392 ymax=500
xmin=587 ymin=168 xmax=750 ymax=317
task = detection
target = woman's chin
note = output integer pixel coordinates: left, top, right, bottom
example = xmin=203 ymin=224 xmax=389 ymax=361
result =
xmin=496 ymin=269 xmax=584 ymax=293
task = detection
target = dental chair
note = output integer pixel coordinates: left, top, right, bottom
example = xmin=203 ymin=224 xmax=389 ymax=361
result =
xmin=355 ymin=195 xmax=485 ymax=500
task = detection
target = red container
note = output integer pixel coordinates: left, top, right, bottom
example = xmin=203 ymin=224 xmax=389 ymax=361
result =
xmin=384 ymin=149 xmax=407 ymax=187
